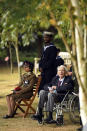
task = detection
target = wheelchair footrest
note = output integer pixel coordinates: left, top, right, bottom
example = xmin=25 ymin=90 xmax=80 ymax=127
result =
xmin=56 ymin=115 xmax=64 ymax=125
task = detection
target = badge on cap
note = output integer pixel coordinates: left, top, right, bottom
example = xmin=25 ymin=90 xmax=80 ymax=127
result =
xmin=43 ymin=31 xmax=54 ymax=36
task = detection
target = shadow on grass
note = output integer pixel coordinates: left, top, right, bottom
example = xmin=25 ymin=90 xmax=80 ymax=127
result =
xmin=0 ymin=104 xmax=80 ymax=131
xmin=0 ymin=80 xmax=6 ymax=82
xmin=0 ymin=96 xmax=5 ymax=98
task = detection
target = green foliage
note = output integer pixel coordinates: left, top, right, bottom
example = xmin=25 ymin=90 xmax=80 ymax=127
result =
xmin=0 ymin=48 xmax=7 ymax=61
xmin=0 ymin=0 xmax=75 ymax=59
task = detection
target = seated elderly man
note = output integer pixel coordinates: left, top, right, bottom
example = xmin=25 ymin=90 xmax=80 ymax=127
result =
xmin=35 ymin=65 xmax=74 ymax=124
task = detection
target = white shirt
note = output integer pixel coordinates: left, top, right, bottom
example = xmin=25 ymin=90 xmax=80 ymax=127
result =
xmin=44 ymin=45 xmax=54 ymax=51
xmin=59 ymin=77 xmax=65 ymax=86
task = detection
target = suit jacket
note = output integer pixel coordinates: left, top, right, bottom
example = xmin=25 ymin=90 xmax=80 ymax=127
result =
xmin=39 ymin=44 xmax=57 ymax=83
xmin=49 ymin=75 xmax=74 ymax=94
xmin=8 ymin=72 xmax=37 ymax=101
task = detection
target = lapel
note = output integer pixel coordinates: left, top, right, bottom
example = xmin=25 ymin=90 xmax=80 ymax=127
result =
xmin=55 ymin=76 xmax=59 ymax=85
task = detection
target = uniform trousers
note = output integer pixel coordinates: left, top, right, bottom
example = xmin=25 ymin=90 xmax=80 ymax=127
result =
xmin=38 ymin=90 xmax=57 ymax=112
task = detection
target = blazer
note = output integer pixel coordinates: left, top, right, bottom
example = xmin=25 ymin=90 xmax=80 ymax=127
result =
xmin=49 ymin=75 xmax=74 ymax=94
xmin=10 ymin=72 xmax=37 ymax=101
xmin=39 ymin=44 xmax=57 ymax=83
xmin=7 ymin=72 xmax=37 ymax=101
xmin=18 ymin=72 xmax=37 ymax=94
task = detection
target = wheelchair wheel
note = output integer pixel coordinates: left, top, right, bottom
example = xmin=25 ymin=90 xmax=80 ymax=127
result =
xmin=69 ymin=95 xmax=80 ymax=123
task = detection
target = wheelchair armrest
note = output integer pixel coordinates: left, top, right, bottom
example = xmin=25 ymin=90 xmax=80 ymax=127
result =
xmin=72 ymin=92 xmax=79 ymax=97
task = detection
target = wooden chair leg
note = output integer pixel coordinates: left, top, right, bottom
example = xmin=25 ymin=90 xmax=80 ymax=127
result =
xmin=17 ymin=105 xmax=25 ymax=113
xmin=13 ymin=100 xmax=22 ymax=116
xmin=30 ymin=106 xmax=36 ymax=113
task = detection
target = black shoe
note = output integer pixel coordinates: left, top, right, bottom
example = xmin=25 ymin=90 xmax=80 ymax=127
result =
xmin=38 ymin=118 xmax=42 ymax=124
xmin=44 ymin=117 xmax=53 ymax=124
xmin=3 ymin=115 xmax=13 ymax=119
xmin=36 ymin=115 xmax=42 ymax=124
xmin=46 ymin=119 xmax=56 ymax=124
xmin=56 ymin=115 xmax=64 ymax=125
xmin=31 ymin=114 xmax=40 ymax=120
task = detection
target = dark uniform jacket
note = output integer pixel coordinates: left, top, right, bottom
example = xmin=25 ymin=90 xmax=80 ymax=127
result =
xmin=44 ymin=75 xmax=74 ymax=93
xmin=39 ymin=44 xmax=57 ymax=91
xmin=10 ymin=72 xmax=37 ymax=101
xmin=50 ymin=75 xmax=74 ymax=94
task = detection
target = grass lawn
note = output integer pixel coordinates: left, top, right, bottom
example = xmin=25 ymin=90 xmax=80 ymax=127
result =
xmin=0 ymin=67 xmax=80 ymax=131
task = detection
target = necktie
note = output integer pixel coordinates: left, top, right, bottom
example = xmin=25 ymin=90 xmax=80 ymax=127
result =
xmin=58 ymin=80 xmax=61 ymax=87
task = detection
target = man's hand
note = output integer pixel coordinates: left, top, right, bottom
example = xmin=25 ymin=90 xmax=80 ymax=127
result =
xmin=15 ymin=91 xmax=20 ymax=94
xmin=48 ymin=87 xmax=53 ymax=93
xmin=52 ymin=86 xmax=56 ymax=90
xmin=39 ymin=68 xmax=43 ymax=72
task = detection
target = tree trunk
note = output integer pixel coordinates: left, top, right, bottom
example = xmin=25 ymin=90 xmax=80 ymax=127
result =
xmin=14 ymin=40 xmax=21 ymax=80
xmin=83 ymin=9 xmax=87 ymax=86
xmin=83 ymin=9 xmax=87 ymax=59
xmin=79 ymin=87 xmax=87 ymax=125
xmin=9 ymin=43 xmax=13 ymax=74
xmin=71 ymin=0 xmax=87 ymax=125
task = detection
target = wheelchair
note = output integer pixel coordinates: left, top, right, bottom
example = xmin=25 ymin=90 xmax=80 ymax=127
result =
xmin=43 ymin=91 xmax=80 ymax=125
xmin=53 ymin=91 xmax=80 ymax=125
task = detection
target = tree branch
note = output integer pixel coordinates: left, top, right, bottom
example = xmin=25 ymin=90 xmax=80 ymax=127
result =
xmin=50 ymin=11 xmax=72 ymax=55
xmin=68 ymin=1 xmax=76 ymax=56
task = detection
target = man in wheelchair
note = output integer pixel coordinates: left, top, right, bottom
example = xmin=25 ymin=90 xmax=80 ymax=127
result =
xmin=35 ymin=65 xmax=74 ymax=124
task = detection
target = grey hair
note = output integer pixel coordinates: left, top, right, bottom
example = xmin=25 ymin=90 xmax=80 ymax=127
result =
xmin=57 ymin=65 xmax=68 ymax=72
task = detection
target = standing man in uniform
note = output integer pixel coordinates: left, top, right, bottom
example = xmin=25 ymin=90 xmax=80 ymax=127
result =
xmin=31 ymin=31 xmax=57 ymax=120
xmin=38 ymin=31 xmax=57 ymax=93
